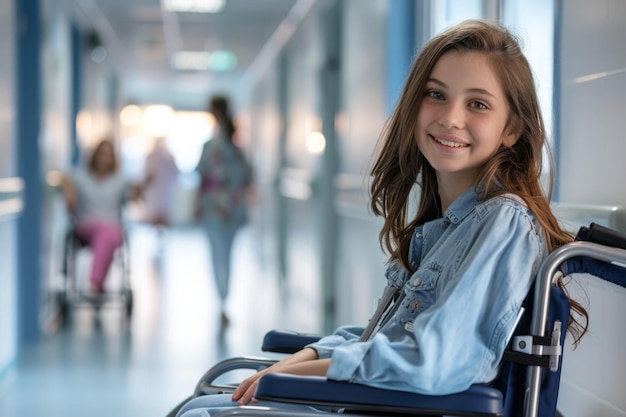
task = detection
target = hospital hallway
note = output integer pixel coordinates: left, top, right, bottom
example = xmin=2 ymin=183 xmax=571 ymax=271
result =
xmin=3 ymin=1 xmax=626 ymax=416
xmin=0 ymin=222 xmax=318 ymax=416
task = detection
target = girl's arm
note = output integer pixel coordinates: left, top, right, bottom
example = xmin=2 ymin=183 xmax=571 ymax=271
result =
xmin=60 ymin=174 xmax=78 ymax=213
xmin=231 ymin=347 xmax=320 ymax=405
xmin=230 ymin=313 xmax=376 ymax=405
xmin=280 ymin=358 xmax=331 ymax=376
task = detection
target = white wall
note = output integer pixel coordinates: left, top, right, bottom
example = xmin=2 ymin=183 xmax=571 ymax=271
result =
xmin=335 ymin=0 xmax=388 ymax=327
xmin=558 ymin=0 xmax=626 ymax=207
xmin=559 ymin=275 xmax=626 ymax=417
xmin=556 ymin=1 xmax=626 ymax=415
xmin=245 ymin=0 xmax=390 ymax=332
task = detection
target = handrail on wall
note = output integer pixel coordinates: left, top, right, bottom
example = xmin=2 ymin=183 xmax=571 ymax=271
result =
xmin=552 ymin=202 xmax=626 ymax=234
xmin=0 ymin=177 xmax=24 ymax=222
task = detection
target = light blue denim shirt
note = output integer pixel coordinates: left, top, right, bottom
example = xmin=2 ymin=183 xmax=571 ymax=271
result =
xmin=308 ymin=187 xmax=547 ymax=395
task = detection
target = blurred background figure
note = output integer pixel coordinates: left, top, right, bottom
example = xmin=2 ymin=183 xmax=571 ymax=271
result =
xmin=195 ymin=95 xmax=253 ymax=328
xmin=60 ymin=138 xmax=139 ymax=295
xmin=143 ymin=136 xmax=179 ymax=233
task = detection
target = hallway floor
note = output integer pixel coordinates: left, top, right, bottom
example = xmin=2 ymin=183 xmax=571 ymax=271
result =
xmin=0 ymin=223 xmax=317 ymax=416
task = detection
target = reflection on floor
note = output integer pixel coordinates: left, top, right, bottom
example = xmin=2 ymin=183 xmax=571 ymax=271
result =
xmin=0 ymin=223 xmax=314 ymax=417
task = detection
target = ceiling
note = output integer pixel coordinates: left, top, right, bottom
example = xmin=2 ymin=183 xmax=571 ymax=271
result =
xmin=67 ymin=0 xmax=313 ymax=110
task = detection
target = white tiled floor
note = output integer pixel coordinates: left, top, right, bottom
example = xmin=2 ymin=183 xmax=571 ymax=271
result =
xmin=0 ymin=223 xmax=309 ymax=417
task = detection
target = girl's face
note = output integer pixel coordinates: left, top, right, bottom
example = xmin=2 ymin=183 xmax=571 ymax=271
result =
xmin=93 ymin=143 xmax=115 ymax=173
xmin=414 ymin=50 xmax=518 ymax=187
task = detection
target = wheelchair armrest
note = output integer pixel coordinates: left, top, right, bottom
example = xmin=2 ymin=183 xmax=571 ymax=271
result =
xmin=255 ymin=373 xmax=504 ymax=417
xmin=194 ymin=356 xmax=278 ymax=396
xmin=261 ymin=330 xmax=322 ymax=354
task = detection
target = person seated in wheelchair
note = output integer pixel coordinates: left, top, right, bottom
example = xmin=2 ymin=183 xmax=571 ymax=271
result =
xmin=60 ymin=138 xmax=140 ymax=296
xmin=176 ymin=19 xmax=589 ymax=417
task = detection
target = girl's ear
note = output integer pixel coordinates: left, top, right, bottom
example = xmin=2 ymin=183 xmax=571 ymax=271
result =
xmin=502 ymin=131 xmax=519 ymax=148
xmin=502 ymin=117 xmax=522 ymax=148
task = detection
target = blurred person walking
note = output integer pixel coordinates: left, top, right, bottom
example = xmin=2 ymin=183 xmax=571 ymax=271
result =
xmin=195 ymin=95 xmax=253 ymax=327
xmin=143 ymin=136 xmax=179 ymax=231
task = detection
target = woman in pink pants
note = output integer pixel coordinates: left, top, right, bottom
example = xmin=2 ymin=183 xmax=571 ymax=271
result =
xmin=61 ymin=139 xmax=134 ymax=294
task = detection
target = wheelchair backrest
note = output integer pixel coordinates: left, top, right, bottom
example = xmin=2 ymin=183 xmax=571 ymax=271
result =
xmin=498 ymin=283 xmax=570 ymax=417
xmin=498 ymin=222 xmax=626 ymax=417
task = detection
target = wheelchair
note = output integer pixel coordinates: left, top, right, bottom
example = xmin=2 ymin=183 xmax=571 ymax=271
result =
xmin=168 ymin=222 xmax=626 ymax=417
xmin=57 ymin=220 xmax=134 ymax=326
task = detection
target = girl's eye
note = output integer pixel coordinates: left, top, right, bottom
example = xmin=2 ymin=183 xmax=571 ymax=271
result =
xmin=470 ymin=101 xmax=488 ymax=110
xmin=426 ymin=90 xmax=444 ymax=100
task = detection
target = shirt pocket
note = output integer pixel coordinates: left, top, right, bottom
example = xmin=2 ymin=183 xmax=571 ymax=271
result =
xmin=395 ymin=264 xmax=441 ymax=331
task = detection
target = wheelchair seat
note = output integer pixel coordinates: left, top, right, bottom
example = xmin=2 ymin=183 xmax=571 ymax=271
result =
xmin=256 ymin=373 xmax=503 ymax=416
xmin=57 ymin=220 xmax=134 ymax=325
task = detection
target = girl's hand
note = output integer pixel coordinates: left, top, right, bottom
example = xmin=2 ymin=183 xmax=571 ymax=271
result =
xmin=231 ymin=348 xmax=320 ymax=405
xmin=231 ymin=371 xmax=265 ymax=405
xmin=231 ymin=358 xmax=332 ymax=406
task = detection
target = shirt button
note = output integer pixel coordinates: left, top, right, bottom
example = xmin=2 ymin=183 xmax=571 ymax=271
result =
xmin=412 ymin=277 xmax=421 ymax=286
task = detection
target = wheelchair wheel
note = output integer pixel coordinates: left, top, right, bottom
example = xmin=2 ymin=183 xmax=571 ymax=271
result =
xmin=54 ymin=289 xmax=71 ymax=327
xmin=125 ymin=289 xmax=133 ymax=319
xmin=60 ymin=223 xmax=134 ymax=325
xmin=59 ymin=229 xmax=82 ymax=327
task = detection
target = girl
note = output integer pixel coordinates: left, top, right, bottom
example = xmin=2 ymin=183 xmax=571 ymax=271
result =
xmin=62 ymin=139 xmax=134 ymax=294
xmin=176 ymin=19 xmax=587 ymax=416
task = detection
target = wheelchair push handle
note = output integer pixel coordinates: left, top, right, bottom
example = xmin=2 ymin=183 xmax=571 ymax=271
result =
xmin=576 ymin=222 xmax=626 ymax=249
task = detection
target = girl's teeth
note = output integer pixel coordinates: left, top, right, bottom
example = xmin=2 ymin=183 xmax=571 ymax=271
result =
xmin=435 ymin=137 xmax=467 ymax=148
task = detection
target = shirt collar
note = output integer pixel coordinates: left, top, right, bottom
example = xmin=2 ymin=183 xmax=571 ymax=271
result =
xmin=443 ymin=186 xmax=480 ymax=224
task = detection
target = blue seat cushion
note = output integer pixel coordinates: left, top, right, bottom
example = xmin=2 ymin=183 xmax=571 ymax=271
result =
xmin=255 ymin=373 xmax=504 ymax=417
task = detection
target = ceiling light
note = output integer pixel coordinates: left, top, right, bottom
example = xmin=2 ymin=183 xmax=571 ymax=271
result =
xmin=120 ymin=105 xmax=143 ymax=128
xmin=171 ymin=50 xmax=237 ymax=71
xmin=208 ymin=50 xmax=237 ymax=71
xmin=163 ymin=0 xmax=226 ymax=13
xmin=306 ymin=132 xmax=326 ymax=154
xmin=172 ymin=51 xmax=211 ymax=70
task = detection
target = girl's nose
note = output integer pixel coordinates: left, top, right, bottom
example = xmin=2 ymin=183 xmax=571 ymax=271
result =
xmin=438 ymin=102 xmax=464 ymax=130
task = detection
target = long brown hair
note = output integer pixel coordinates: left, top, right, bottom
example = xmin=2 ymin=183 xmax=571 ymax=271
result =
xmin=209 ymin=95 xmax=236 ymax=142
xmin=88 ymin=139 xmax=118 ymax=175
xmin=369 ymin=19 xmax=587 ymax=343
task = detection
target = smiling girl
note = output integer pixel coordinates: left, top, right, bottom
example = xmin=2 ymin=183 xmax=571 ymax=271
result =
xmin=174 ymin=19 xmax=587 ymax=417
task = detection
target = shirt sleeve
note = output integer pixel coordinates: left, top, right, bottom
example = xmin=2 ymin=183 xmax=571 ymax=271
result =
xmin=305 ymin=325 xmax=365 ymax=359
xmin=326 ymin=202 xmax=545 ymax=394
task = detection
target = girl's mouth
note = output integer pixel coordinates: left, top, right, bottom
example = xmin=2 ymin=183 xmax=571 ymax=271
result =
xmin=432 ymin=135 xmax=469 ymax=148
